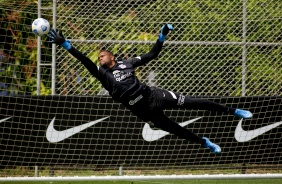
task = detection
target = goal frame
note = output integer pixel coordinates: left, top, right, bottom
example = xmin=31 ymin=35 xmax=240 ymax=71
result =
xmin=1 ymin=174 xmax=282 ymax=181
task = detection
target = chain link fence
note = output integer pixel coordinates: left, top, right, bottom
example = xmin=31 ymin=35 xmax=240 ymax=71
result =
xmin=0 ymin=0 xmax=282 ymax=96
xmin=1 ymin=1 xmax=52 ymax=95
xmin=55 ymin=0 xmax=282 ymax=96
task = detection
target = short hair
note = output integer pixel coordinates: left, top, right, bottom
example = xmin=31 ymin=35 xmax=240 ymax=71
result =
xmin=100 ymin=49 xmax=114 ymax=56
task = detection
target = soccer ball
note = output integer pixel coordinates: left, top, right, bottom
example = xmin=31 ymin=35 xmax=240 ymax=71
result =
xmin=32 ymin=18 xmax=50 ymax=36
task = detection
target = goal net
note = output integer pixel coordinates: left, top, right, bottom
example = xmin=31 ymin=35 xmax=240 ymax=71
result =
xmin=1 ymin=95 xmax=282 ymax=178
xmin=0 ymin=0 xmax=282 ymax=180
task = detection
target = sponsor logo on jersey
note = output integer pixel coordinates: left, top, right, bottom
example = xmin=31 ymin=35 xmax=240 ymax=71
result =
xmin=113 ymin=70 xmax=132 ymax=82
xmin=129 ymin=94 xmax=143 ymax=105
xmin=177 ymin=94 xmax=185 ymax=106
xmin=118 ymin=64 xmax=126 ymax=69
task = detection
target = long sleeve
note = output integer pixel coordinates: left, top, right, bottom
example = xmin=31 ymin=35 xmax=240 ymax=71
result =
xmin=132 ymin=39 xmax=164 ymax=67
xmin=68 ymin=47 xmax=99 ymax=78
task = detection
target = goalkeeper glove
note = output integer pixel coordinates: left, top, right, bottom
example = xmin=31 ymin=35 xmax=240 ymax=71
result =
xmin=158 ymin=24 xmax=174 ymax=42
xmin=46 ymin=29 xmax=72 ymax=50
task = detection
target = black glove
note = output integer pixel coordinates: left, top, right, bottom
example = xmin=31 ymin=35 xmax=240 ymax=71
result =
xmin=46 ymin=29 xmax=72 ymax=50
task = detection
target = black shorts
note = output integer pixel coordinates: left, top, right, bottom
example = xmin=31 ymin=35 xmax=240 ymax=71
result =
xmin=125 ymin=87 xmax=186 ymax=121
xmin=126 ymin=86 xmax=231 ymax=122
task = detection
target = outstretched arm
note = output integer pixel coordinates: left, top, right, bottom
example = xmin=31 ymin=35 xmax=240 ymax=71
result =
xmin=68 ymin=47 xmax=99 ymax=78
xmin=133 ymin=24 xmax=174 ymax=67
xmin=46 ymin=29 xmax=99 ymax=78
xmin=139 ymin=39 xmax=163 ymax=64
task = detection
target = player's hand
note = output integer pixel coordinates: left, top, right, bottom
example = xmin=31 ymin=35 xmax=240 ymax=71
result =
xmin=158 ymin=24 xmax=174 ymax=42
xmin=161 ymin=24 xmax=174 ymax=36
xmin=46 ymin=29 xmax=72 ymax=50
xmin=46 ymin=29 xmax=65 ymax=45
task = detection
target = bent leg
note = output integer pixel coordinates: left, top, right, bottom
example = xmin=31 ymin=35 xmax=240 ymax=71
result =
xmin=150 ymin=111 xmax=222 ymax=154
xmin=150 ymin=110 xmax=206 ymax=145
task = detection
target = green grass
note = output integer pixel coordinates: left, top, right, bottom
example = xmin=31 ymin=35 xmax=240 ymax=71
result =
xmin=0 ymin=179 xmax=282 ymax=184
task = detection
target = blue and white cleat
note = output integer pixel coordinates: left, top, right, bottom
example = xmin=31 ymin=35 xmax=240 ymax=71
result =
xmin=203 ymin=137 xmax=221 ymax=154
xmin=234 ymin=109 xmax=253 ymax=119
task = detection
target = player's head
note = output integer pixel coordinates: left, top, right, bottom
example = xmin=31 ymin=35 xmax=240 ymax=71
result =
xmin=98 ymin=50 xmax=115 ymax=68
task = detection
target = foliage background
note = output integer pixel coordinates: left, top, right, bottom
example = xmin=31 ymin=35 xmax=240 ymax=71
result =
xmin=0 ymin=0 xmax=281 ymax=96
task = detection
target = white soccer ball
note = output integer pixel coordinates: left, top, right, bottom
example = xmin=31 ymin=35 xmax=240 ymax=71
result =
xmin=32 ymin=18 xmax=50 ymax=36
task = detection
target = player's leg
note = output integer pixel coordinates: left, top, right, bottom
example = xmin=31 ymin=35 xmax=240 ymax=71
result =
xmin=149 ymin=87 xmax=252 ymax=119
xmin=149 ymin=110 xmax=221 ymax=154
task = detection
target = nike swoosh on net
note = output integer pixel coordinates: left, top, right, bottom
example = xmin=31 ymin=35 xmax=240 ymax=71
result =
xmin=0 ymin=117 xmax=12 ymax=123
xmin=235 ymin=118 xmax=282 ymax=142
xmin=142 ymin=117 xmax=202 ymax=142
xmin=46 ymin=117 xmax=109 ymax=143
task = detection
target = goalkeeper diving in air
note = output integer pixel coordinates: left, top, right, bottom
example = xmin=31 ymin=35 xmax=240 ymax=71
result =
xmin=46 ymin=24 xmax=252 ymax=154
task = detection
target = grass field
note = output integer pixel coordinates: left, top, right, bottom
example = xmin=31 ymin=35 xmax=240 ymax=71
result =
xmin=1 ymin=179 xmax=282 ymax=184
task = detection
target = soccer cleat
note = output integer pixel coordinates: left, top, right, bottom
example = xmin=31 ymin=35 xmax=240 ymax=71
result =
xmin=234 ymin=109 xmax=253 ymax=119
xmin=202 ymin=137 xmax=221 ymax=154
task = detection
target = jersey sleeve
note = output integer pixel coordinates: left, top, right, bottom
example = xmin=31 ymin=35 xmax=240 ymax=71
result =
xmin=130 ymin=39 xmax=164 ymax=68
xmin=68 ymin=47 xmax=99 ymax=78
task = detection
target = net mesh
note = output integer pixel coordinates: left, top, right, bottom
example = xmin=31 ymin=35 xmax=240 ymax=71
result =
xmin=0 ymin=0 xmax=282 ymax=178
xmin=1 ymin=95 xmax=282 ymax=177
xmin=1 ymin=0 xmax=282 ymax=96
xmin=54 ymin=0 xmax=282 ymax=96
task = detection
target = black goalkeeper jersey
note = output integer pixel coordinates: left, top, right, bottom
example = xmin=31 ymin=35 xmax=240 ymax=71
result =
xmin=97 ymin=58 xmax=150 ymax=102
xmin=68 ymin=39 xmax=163 ymax=106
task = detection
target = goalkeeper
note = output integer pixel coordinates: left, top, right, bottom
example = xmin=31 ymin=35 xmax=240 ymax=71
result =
xmin=47 ymin=24 xmax=252 ymax=154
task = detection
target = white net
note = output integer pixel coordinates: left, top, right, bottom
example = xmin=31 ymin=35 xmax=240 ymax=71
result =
xmin=1 ymin=95 xmax=282 ymax=177
xmin=0 ymin=0 xmax=282 ymax=179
